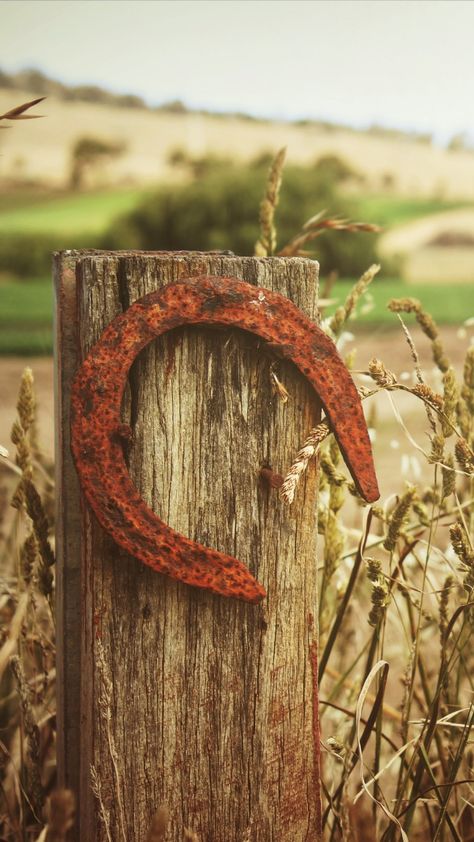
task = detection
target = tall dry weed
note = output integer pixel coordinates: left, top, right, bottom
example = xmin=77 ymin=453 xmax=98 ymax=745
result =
xmin=0 ymin=369 xmax=56 ymax=840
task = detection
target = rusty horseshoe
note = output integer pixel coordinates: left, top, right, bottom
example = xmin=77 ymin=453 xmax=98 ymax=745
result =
xmin=71 ymin=275 xmax=379 ymax=603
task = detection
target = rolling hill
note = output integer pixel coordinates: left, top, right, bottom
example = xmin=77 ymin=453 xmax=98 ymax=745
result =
xmin=2 ymin=82 xmax=474 ymax=197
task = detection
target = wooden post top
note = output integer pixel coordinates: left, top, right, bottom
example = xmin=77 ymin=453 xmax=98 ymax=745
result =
xmin=55 ymin=251 xmax=322 ymax=841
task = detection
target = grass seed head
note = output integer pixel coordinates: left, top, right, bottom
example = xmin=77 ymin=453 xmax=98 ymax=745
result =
xmin=432 ymin=338 xmax=450 ymax=373
xmin=24 ymin=479 xmax=55 ymax=570
xmin=461 ymin=345 xmax=474 ymax=419
xmin=439 ymin=575 xmax=454 ymax=645
xmin=368 ymin=582 xmax=390 ymax=627
xmin=450 ymin=522 xmax=474 ymax=568
xmin=324 ymin=510 xmax=345 ymax=581
xmin=254 ymin=146 xmax=286 ymax=256
xmin=388 ymin=298 xmax=451 ymax=372
xmin=428 ymin=433 xmax=445 ymax=465
xmin=329 ymin=264 xmax=380 ymax=338
xmin=383 ymin=485 xmax=416 ymax=552
xmin=441 ymin=453 xmax=456 ymax=500
xmin=411 ymin=383 xmax=444 ymax=412
xmin=455 ymin=438 xmax=474 ymax=474
xmin=441 ymin=367 xmax=458 ymax=437
xmin=463 ymin=345 xmax=474 ymax=391
xmin=20 ymin=531 xmax=38 ymax=585
xmin=368 ymin=357 xmax=397 ymax=387
xmin=456 ymin=396 xmax=471 ymax=439
xmin=17 ymin=367 xmax=35 ymax=434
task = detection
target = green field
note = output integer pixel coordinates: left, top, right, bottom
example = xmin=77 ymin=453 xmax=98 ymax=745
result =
xmin=0 ymin=188 xmax=469 ymax=238
xmin=1 ymin=276 xmax=471 ymax=356
xmin=0 ymin=187 xmax=149 ymax=236
xmin=0 ymin=280 xmax=54 ymax=355
xmin=356 ymin=194 xmax=472 ymax=227
xmin=331 ymin=278 xmax=474 ymax=325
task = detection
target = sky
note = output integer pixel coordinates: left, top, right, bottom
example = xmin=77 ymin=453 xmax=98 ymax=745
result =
xmin=1 ymin=0 xmax=473 ymax=144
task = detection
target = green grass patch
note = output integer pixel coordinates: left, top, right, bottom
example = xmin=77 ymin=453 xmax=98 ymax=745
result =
xmin=1 ymin=188 xmax=471 ymax=240
xmin=1 ymin=276 xmax=472 ymax=355
xmin=0 ymin=327 xmax=53 ymax=356
xmin=0 ymin=279 xmax=52 ymax=323
xmin=0 ymin=279 xmax=53 ymax=355
xmin=328 ymin=278 xmax=474 ymax=325
xmin=0 ymin=187 xmax=150 ymax=236
xmin=357 ymin=194 xmax=474 ymax=228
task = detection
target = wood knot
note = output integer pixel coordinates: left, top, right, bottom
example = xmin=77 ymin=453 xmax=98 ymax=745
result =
xmin=259 ymin=467 xmax=284 ymax=489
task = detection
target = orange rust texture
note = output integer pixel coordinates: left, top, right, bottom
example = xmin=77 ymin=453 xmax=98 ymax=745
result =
xmin=71 ymin=275 xmax=379 ymax=603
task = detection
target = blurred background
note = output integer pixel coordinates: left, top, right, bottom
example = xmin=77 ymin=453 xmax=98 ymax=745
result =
xmin=1 ymin=0 xmax=474 ymax=463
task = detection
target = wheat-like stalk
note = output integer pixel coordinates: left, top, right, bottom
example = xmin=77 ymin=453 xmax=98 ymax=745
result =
xmin=278 ymin=215 xmax=380 ymax=257
xmin=91 ymin=764 xmax=113 ymax=842
xmin=280 ymin=420 xmax=330 ymax=504
xmin=254 ymin=146 xmax=286 ymax=256
xmin=10 ymin=655 xmax=44 ymax=816
xmin=388 ymin=297 xmax=451 ymax=372
xmin=329 ymin=263 xmax=380 ymax=337
xmin=96 ymin=638 xmax=128 ymax=842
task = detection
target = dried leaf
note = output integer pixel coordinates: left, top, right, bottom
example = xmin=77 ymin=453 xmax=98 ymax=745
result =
xmin=0 ymin=96 xmax=46 ymax=121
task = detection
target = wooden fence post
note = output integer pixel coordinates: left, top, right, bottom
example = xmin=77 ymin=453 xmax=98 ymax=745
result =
xmin=55 ymin=251 xmax=321 ymax=841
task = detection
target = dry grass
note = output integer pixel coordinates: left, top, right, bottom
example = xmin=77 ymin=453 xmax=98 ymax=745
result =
xmin=273 ymin=160 xmax=474 ymax=839
xmin=310 ymin=310 xmax=474 ymax=840
xmin=254 ymin=146 xmax=286 ymax=256
xmin=0 ymin=368 xmax=56 ymax=839
xmin=0 ymin=97 xmax=46 ymax=124
xmin=278 ymin=215 xmax=380 ymax=257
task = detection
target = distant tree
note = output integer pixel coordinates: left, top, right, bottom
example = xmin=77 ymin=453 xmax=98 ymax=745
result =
xmin=250 ymin=150 xmax=275 ymax=169
xmin=0 ymin=69 xmax=14 ymax=89
xmin=14 ymin=68 xmax=65 ymax=97
xmin=167 ymin=146 xmax=190 ymax=168
xmin=115 ymin=94 xmax=145 ymax=109
xmin=166 ymin=147 xmax=231 ymax=179
xmin=313 ymin=154 xmax=363 ymax=185
xmin=448 ymin=132 xmax=467 ymax=153
xmin=414 ymin=133 xmax=432 ymax=145
xmin=102 ymin=161 xmax=379 ymax=276
xmin=157 ymin=99 xmax=188 ymax=114
xmin=14 ymin=69 xmax=51 ymax=94
xmin=69 ymin=136 xmax=126 ymax=189
xmin=64 ymin=85 xmax=110 ymax=104
xmin=381 ymin=171 xmax=396 ymax=191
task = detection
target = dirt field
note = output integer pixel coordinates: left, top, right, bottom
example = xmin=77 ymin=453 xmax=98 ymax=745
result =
xmin=2 ymin=88 xmax=474 ymax=197
xmin=1 ymin=325 xmax=469 ymax=502
xmin=380 ymin=207 xmax=474 ymax=254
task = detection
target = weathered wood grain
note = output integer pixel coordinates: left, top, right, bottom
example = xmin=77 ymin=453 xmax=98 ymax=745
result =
xmin=54 ymin=254 xmax=82 ymax=806
xmin=55 ymin=251 xmax=321 ymax=841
